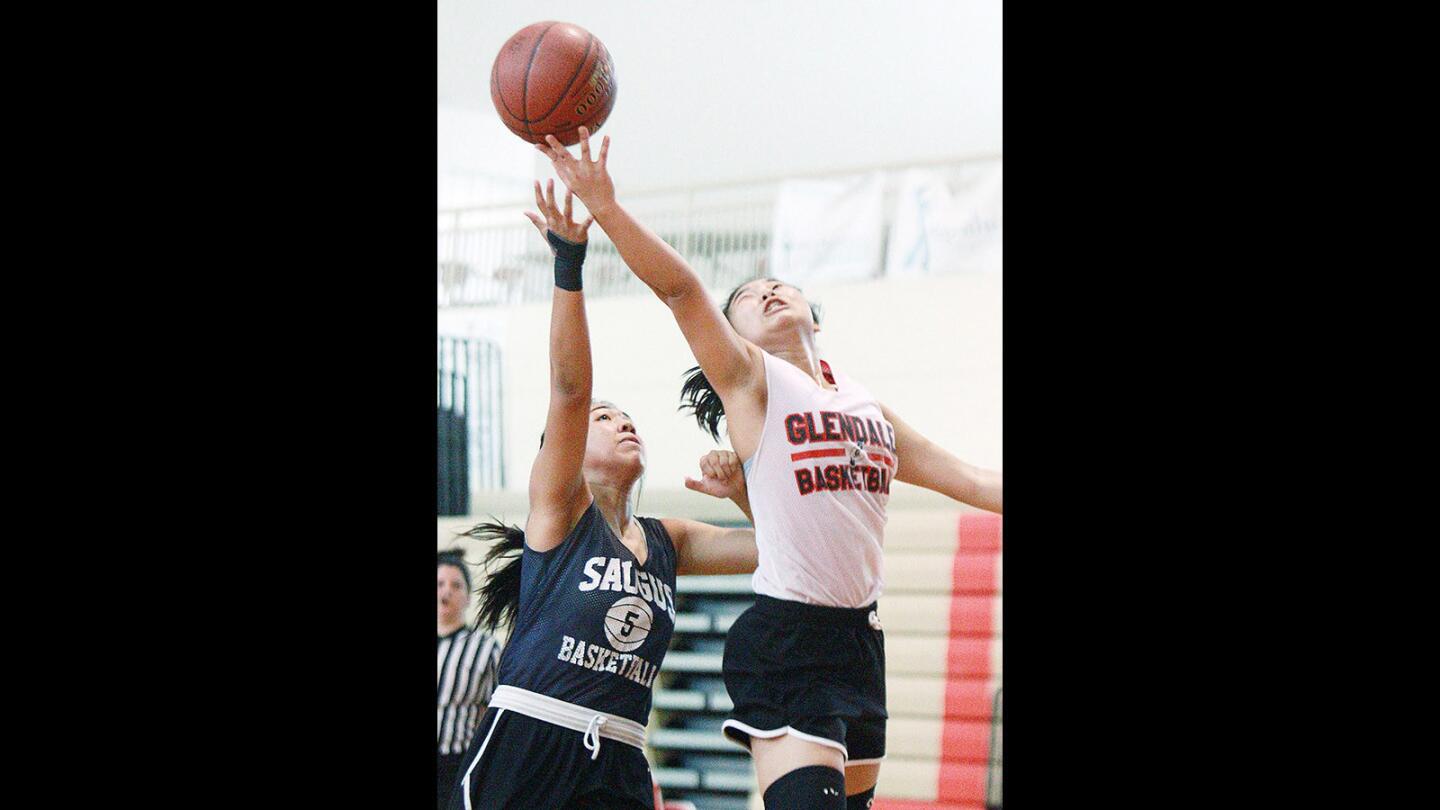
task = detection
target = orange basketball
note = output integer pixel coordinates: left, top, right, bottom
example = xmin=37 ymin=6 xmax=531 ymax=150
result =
xmin=490 ymin=21 xmax=617 ymax=146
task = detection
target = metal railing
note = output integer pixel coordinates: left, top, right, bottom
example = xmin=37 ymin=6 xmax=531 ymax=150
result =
xmin=438 ymin=155 xmax=1000 ymax=307
xmin=987 ymin=686 xmax=1003 ymax=809
xmin=437 ymin=336 xmax=505 ymax=512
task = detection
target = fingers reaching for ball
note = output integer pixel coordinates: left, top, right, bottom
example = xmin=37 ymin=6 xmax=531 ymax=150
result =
xmin=578 ymin=127 xmax=610 ymax=168
xmin=538 ymin=135 xmax=571 ymax=162
xmin=535 ymin=128 xmax=618 ymax=218
xmin=524 ymin=181 xmax=595 ymax=246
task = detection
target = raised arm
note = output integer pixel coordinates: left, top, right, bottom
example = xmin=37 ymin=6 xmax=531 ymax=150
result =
xmin=881 ymin=402 xmax=1003 ymax=514
xmin=664 ymin=519 xmax=759 ymax=576
xmin=524 ymin=180 xmax=600 ymax=551
xmin=535 ymin=129 xmax=765 ymax=410
xmin=667 ymin=450 xmax=758 ymax=575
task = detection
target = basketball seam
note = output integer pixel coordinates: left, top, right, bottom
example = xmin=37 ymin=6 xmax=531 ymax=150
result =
xmin=492 ymin=56 xmax=524 ymax=122
xmin=527 ymin=32 xmax=595 ymax=124
xmin=520 ymin=21 xmax=558 ymax=140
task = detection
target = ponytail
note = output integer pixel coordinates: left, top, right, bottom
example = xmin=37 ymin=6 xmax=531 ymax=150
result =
xmin=461 ymin=520 xmax=526 ymax=632
xmin=679 ymin=365 xmax=727 ymax=441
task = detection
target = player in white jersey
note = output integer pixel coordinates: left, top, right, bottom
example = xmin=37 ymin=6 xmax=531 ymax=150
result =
xmin=537 ymin=128 xmax=1002 ymax=810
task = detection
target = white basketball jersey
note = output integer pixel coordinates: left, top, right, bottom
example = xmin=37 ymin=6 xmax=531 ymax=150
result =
xmin=744 ymin=351 xmax=897 ymax=607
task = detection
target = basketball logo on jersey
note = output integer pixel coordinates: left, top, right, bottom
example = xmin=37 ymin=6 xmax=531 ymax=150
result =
xmin=604 ymin=596 xmax=654 ymax=652
xmin=845 ymin=438 xmax=867 ymax=467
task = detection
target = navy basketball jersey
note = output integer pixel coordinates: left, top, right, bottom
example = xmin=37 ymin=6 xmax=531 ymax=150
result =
xmin=497 ymin=502 xmax=678 ymax=725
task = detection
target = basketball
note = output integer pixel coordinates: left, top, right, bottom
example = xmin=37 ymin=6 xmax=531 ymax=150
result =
xmin=490 ymin=21 xmax=617 ymax=146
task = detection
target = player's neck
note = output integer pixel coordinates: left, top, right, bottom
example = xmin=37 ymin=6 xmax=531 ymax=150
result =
xmin=437 ymin=617 xmax=465 ymax=636
xmin=590 ymin=482 xmax=637 ymax=540
xmin=769 ymin=334 xmax=832 ymax=389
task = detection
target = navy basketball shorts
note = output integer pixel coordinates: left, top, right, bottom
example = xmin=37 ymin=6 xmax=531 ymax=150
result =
xmin=721 ymin=594 xmax=888 ymax=764
xmin=443 ymin=707 xmax=655 ymax=810
xmin=436 ymin=752 xmax=465 ymax=810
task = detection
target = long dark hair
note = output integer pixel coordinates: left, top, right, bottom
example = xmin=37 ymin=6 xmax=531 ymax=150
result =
xmin=460 ymin=520 xmax=526 ymax=632
xmin=679 ymin=278 xmax=821 ymax=441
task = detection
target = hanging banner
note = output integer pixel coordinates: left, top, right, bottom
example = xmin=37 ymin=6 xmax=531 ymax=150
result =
xmin=885 ymin=163 xmax=1003 ymax=277
xmin=768 ymin=172 xmax=885 ymax=285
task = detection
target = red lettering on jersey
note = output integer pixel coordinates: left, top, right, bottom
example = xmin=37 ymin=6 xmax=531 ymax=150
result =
xmin=784 ymin=413 xmax=807 ymax=445
xmin=795 ymin=468 xmax=815 ymax=495
xmin=820 ymin=411 xmax=841 ymax=441
xmin=803 ymin=413 xmax=819 ymax=443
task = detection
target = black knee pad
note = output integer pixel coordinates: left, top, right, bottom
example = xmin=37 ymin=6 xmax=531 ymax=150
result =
xmin=847 ymin=786 xmax=876 ymax=809
xmin=763 ymin=765 xmax=847 ymax=810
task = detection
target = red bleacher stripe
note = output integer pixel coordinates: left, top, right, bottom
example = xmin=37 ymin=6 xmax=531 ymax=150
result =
xmin=790 ymin=448 xmax=846 ymax=461
xmin=936 ymin=762 xmax=989 ymax=804
xmin=956 ymin=512 xmax=1002 ymax=551
xmin=933 ymin=513 xmax=1001 ymax=805
xmin=943 ymin=677 xmax=993 ymax=720
xmin=946 ymin=638 xmax=990 ymax=678
xmin=947 ymin=596 xmax=994 ymax=637
xmin=939 ymin=720 xmax=991 ymax=762
xmin=950 ymin=553 xmax=997 ymax=594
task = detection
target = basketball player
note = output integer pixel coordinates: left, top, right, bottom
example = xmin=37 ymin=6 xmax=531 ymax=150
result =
xmin=444 ymin=180 xmax=760 ymax=810
xmin=536 ymin=128 xmax=1002 ymax=810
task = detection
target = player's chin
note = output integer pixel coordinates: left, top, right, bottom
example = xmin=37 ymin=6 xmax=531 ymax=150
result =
xmin=772 ymin=307 xmax=810 ymax=329
xmin=606 ymin=447 xmax=646 ymax=471
xmin=755 ymin=308 xmax=798 ymax=329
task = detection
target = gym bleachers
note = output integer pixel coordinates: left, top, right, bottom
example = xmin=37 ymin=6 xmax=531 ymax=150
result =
xmin=649 ymin=570 xmax=756 ymax=810
xmin=871 ymin=511 xmax=1002 ymax=810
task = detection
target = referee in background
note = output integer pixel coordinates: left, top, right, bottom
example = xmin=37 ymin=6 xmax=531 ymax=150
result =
xmin=437 ymin=549 xmax=503 ymax=809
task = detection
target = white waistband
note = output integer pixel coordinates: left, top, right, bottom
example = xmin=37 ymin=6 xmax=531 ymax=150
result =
xmin=488 ymin=685 xmax=648 ymax=751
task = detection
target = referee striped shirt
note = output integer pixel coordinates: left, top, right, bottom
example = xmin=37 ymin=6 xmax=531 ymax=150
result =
xmin=437 ymin=626 xmax=503 ymax=755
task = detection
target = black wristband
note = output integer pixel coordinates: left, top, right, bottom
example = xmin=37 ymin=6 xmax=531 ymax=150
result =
xmin=547 ymin=231 xmax=586 ymax=291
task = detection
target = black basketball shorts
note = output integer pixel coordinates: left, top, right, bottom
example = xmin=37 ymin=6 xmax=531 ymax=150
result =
xmin=443 ymin=707 xmax=655 ymax=810
xmin=721 ymin=594 xmax=888 ymax=764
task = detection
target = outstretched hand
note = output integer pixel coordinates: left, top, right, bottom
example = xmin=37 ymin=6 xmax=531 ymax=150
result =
xmin=535 ymin=126 xmax=616 ymax=218
xmin=524 ymin=178 xmax=594 ymax=246
xmin=684 ymin=450 xmax=746 ymax=500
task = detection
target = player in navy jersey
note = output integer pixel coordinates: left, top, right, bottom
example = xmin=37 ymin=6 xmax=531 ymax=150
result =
xmin=443 ymin=179 xmax=760 ymax=810
xmin=537 ymin=129 xmax=1003 ymax=810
